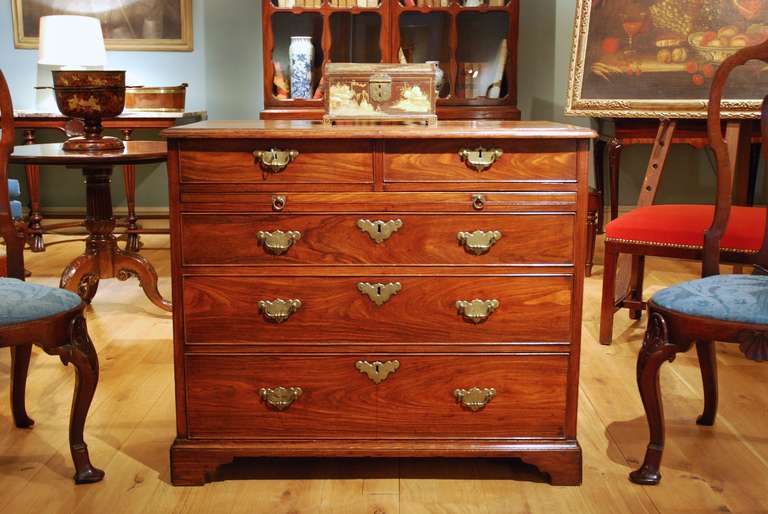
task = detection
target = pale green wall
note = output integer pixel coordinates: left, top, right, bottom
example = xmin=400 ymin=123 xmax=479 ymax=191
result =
xmin=1 ymin=0 xmax=764 ymax=210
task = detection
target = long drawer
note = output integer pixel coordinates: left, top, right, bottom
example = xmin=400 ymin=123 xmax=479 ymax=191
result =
xmin=185 ymin=354 xmax=568 ymax=439
xmin=384 ymin=140 xmax=577 ymax=184
xmin=178 ymin=140 xmax=374 ymax=185
xmin=182 ymin=275 xmax=573 ymax=345
xmin=180 ymin=213 xmax=574 ymax=266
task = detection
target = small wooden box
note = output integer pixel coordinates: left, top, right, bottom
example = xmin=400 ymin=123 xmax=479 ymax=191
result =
xmin=323 ymin=63 xmax=437 ymax=126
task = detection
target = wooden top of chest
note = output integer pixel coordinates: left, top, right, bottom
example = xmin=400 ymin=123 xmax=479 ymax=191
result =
xmin=162 ymin=120 xmax=596 ymax=140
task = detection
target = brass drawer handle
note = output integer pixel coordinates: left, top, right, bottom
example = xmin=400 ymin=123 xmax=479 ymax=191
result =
xmin=471 ymin=194 xmax=486 ymax=211
xmin=355 ymin=360 xmax=400 ymax=384
xmin=457 ymin=230 xmax=502 ymax=256
xmin=456 ymin=299 xmax=500 ymax=324
xmin=454 ymin=387 xmax=496 ymax=412
xmin=258 ymin=299 xmax=302 ymax=323
xmin=357 ymin=219 xmax=403 ymax=244
xmin=357 ymin=282 xmax=401 ymax=306
xmin=257 ymin=230 xmax=301 ymax=255
xmin=259 ymin=386 xmax=302 ymax=411
xmin=458 ymin=147 xmax=503 ymax=172
xmin=254 ymin=148 xmax=299 ymax=173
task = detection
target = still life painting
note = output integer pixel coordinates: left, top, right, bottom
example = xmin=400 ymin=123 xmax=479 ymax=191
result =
xmin=12 ymin=0 xmax=193 ymax=51
xmin=567 ymin=0 xmax=768 ymax=117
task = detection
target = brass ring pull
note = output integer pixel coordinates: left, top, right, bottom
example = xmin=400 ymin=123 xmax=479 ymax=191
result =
xmin=471 ymin=194 xmax=486 ymax=211
xmin=257 ymin=230 xmax=301 ymax=255
xmin=357 ymin=219 xmax=403 ymax=244
xmin=456 ymin=299 xmax=500 ymax=324
xmin=357 ymin=282 xmax=402 ymax=306
xmin=355 ymin=360 xmax=400 ymax=384
xmin=458 ymin=147 xmax=503 ymax=172
xmin=258 ymin=299 xmax=302 ymax=323
xmin=457 ymin=230 xmax=502 ymax=256
xmin=259 ymin=386 xmax=302 ymax=411
xmin=454 ymin=387 xmax=496 ymax=412
xmin=253 ymin=148 xmax=299 ymax=173
xmin=272 ymin=194 xmax=286 ymax=211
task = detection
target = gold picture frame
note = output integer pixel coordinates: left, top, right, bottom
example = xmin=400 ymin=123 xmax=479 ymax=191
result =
xmin=12 ymin=0 xmax=193 ymax=52
xmin=566 ymin=0 xmax=768 ymax=119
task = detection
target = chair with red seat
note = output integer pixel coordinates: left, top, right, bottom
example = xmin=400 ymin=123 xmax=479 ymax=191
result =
xmin=599 ymin=117 xmax=765 ymax=344
xmin=628 ymin=40 xmax=768 ymax=485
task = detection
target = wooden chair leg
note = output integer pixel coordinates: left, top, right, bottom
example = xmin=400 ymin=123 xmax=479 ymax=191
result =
xmin=629 ymin=255 xmax=646 ymax=320
xmin=695 ymin=340 xmax=718 ymax=427
xmin=10 ymin=344 xmax=34 ymax=428
xmin=599 ymin=244 xmax=620 ymax=345
xmin=630 ymin=313 xmax=691 ymax=485
xmin=50 ymin=315 xmax=104 ymax=484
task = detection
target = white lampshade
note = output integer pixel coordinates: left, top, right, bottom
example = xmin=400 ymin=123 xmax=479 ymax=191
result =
xmin=38 ymin=16 xmax=106 ymax=67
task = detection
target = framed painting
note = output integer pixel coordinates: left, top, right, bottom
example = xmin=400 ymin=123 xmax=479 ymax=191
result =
xmin=566 ymin=0 xmax=768 ymax=118
xmin=12 ymin=0 xmax=193 ymax=51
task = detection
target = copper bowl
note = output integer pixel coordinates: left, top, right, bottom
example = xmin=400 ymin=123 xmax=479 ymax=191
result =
xmin=125 ymin=83 xmax=187 ymax=112
xmin=50 ymin=70 xmax=127 ymax=152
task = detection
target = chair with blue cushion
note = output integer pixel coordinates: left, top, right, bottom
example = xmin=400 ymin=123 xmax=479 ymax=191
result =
xmin=0 ymin=69 xmax=103 ymax=484
xmin=629 ymin=41 xmax=768 ymax=486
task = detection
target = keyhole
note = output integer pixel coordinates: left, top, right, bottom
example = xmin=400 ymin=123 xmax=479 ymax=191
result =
xmin=375 ymin=363 xmax=381 ymax=373
xmin=377 ymin=286 xmax=382 ymax=296
xmin=377 ymin=223 xmax=382 ymax=233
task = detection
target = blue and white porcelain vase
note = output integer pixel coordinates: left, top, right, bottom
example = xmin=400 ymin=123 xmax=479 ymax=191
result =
xmin=289 ymin=36 xmax=314 ymax=100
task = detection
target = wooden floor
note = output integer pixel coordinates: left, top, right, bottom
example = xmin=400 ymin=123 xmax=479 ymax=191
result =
xmin=0 ymin=232 xmax=767 ymax=514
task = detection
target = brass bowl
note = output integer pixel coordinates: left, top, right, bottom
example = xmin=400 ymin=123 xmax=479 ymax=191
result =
xmin=50 ymin=70 xmax=127 ymax=152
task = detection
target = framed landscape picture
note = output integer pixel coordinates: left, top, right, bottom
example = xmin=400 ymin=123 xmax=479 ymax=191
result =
xmin=12 ymin=0 xmax=193 ymax=51
xmin=567 ymin=0 xmax=768 ymax=118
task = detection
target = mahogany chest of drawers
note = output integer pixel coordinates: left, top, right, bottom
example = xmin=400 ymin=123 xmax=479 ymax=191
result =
xmin=162 ymin=120 xmax=595 ymax=486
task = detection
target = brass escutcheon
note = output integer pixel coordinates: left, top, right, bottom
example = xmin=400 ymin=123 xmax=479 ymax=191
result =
xmin=457 ymin=230 xmax=502 ymax=256
xmin=258 ymin=298 xmax=302 ymax=323
xmin=272 ymin=194 xmax=287 ymax=211
xmin=459 ymin=147 xmax=503 ymax=172
xmin=253 ymin=148 xmax=299 ymax=173
xmin=257 ymin=230 xmax=301 ymax=255
xmin=454 ymin=387 xmax=496 ymax=412
xmin=357 ymin=219 xmax=403 ymax=244
xmin=369 ymin=73 xmax=393 ymax=102
xmin=355 ymin=360 xmax=400 ymax=384
xmin=259 ymin=386 xmax=302 ymax=411
xmin=456 ymin=299 xmax=500 ymax=324
xmin=357 ymin=282 xmax=402 ymax=306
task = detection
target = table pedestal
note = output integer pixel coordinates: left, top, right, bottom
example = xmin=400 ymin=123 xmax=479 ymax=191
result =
xmin=59 ymin=166 xmax=171 ymax=312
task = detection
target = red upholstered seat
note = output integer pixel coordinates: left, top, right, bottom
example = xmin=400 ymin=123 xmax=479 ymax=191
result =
xmin=605 ymin=204 xmax=765 ymax=252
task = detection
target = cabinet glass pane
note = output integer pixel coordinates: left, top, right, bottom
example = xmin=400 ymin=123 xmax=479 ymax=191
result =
xmin=399 ymin=12 xmax=450 ymax=97
xmin=330 ymin=13 xmax=382 ymax=63
xmin=271 ymin=13 xmax=324 ymax=100
xmin=456 ymin=12 xmax=509 ymax=99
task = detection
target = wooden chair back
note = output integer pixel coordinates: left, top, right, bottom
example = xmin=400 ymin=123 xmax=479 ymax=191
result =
xmin=0 ymin=69 xmax=24 ymax=280
xmin=706 ymin=40 xmax=768 ymax=276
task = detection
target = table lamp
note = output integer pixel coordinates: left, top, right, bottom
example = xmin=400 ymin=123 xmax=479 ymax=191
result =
xmin=38 ymin=15 xmax=127 ymax=152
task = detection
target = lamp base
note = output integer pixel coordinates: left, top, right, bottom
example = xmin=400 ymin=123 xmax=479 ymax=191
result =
xmin=62 ymin=136 xmax=125 ymax=152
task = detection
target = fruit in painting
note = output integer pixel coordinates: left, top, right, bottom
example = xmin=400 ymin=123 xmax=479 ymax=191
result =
xmin=601 ymin=37 xmax=621 ymax=55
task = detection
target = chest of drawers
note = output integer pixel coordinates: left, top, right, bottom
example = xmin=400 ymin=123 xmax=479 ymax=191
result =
xmin=163 ymin=120 xmax=595 ymax=486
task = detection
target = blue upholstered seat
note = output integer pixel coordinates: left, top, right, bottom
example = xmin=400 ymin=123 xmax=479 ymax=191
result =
xmin=7 ymin=178 xmax=21 ymax=219
xmin=652 ymin=274 xmax=768 ymax=325
xmin=0 ymin=278 xmax=82 ymax=326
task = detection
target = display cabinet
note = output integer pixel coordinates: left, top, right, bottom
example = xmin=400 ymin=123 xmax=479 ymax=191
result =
xmin=261 ymin=0 xmax=519 ymax=120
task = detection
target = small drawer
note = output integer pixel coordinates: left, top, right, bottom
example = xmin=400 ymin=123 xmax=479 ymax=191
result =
xmin=384 ymin=140 xmax=577 ymax=184
xmin=180 ymin=213 xmax=575 ymax=266
xmin=182 ymin=275 xmax=573 ymax=345
xmin=178 ymin=139 xmax=374 ymax=185
xmin=184 ymin=353 xmax=568 ymax=440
